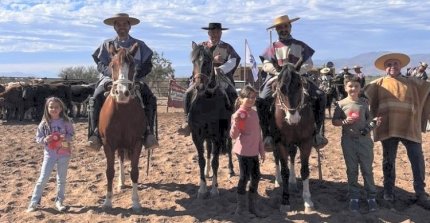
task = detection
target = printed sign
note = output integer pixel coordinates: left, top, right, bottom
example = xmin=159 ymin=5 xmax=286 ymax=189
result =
xmin=167 ymin=80 xmax=186 ymax=108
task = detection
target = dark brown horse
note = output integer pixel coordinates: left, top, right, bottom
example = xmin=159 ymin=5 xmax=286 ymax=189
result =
xmin=272 ymin=64 xmax=315 ymax=213
xmin=98 ymin=42 xmax=146 ymax=212
xmin=189 ymin=41 xmax=235 ymax=198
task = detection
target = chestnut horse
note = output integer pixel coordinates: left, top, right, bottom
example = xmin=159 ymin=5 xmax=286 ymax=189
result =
xmin=272 ymin=64 xmax=315 ymax=213
xmin=189 ymin=41 xmax=235 ymax=198
xmin=98 ymin=42 xmax=146 ymax=212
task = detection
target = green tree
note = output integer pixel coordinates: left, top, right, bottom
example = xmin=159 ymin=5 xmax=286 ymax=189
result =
xmin=145 ymin=51 xmax=175 ymax=96
xmin=58 ymin=66 xmax=99 ymax=81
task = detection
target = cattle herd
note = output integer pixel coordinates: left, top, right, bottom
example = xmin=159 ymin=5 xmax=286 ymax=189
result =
xmin=0 ymin=79 xmax=95 ymax=121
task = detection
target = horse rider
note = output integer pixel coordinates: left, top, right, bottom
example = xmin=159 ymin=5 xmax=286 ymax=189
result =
xmin=407 ymin=62 xmax=428 ymax=81
xmin=257 ymin=15 xmax=328 ymax=150
xmin=319 ymin=67 xmax=334 ymax=95
xmin=87 ymin=13 xmax=158 ymax=150
xmin=352 ymin=65 xmax=366 ymax=88
xmin=178 ymin=22 xmax=241 ymax=136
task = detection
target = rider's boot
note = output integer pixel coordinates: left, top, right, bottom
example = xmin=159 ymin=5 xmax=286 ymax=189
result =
xmin=313 ymin=90 xmax=328 ymax=149
xmin=256 ymin=97 xmax=274 ymax=152
xmin=178 ymin=90 xmax=192 ymax=136
xmin=87 ymin=95 xmax=103 ymax=150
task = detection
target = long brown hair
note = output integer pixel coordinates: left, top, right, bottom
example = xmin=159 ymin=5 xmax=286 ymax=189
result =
xmin=234 ymin=85 xmax=258 ymax=110
xmin=41 ymin=97 xmax=72 ymax=124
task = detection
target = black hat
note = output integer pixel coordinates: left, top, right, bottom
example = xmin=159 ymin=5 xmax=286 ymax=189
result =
xmin=201 ymin=23 xmax=228 ymax=30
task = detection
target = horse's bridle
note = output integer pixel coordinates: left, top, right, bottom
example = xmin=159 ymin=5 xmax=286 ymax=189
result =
xmin=275 ymin=81 xmax=307 ymax=113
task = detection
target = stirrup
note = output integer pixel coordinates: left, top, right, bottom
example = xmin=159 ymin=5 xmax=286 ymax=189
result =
xmin=87 ymin=135 xmax=102 ymax=150
xmin=144 ymin=134 xmax=159 ymax=150
xmin=313 ymin=134 xmax=328 ymax=150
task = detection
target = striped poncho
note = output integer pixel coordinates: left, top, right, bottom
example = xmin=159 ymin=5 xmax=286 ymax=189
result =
xmin=364 ymin=76 xmax=430 ymax=143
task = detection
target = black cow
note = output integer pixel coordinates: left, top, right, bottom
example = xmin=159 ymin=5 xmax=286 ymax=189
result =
xmin=70 ymin=83 xmax=95 ymax=117
xmin=22 ymin=83 xmax=73 ymax=120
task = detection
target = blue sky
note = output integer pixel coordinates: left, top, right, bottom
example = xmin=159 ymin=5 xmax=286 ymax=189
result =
xmin=1 ymin=0 xmax=429 ymax=78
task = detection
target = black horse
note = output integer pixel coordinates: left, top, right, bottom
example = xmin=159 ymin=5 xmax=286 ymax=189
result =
xmin=188 ymin=41 xmax=235 ymax=198
xmin=272 ymin=64 xmax=316 ymax=213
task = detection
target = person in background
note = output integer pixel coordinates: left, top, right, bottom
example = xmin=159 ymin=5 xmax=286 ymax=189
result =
xmin=27 ymin=97 xmax=74 ymax=212
xmin=353 ymin=65 xmax=366 ymax=88
xmin=178 ymin=22 xmax=241 ymax=136
xmin=87 ymin=13 xmax=158 ymax=150
xmin=407 ymin=62 xmax=428 ymax=81
xmin=230 ymin=85 xmax=266 ymax=218
xmin=257 ymin=14 xmax=327 ymax=151
xmin=332 ymin=76 xmax=381 ymax=213
xmin=365 ymin=53 xmax=430 ymax=209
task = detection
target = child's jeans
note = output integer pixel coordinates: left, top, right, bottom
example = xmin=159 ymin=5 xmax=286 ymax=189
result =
xmin=29 ymin=152 xmax=70 ymax=205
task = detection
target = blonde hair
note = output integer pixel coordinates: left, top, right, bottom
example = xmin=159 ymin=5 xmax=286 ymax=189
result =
xmin=234 ymin=85 xmax=258 ymax=110
xmin=41 ymin=97 xmax=72 ymax=124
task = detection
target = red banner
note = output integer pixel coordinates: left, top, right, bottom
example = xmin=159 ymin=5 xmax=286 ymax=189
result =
xmin=167 ymin=80 xmax=186 ymax=108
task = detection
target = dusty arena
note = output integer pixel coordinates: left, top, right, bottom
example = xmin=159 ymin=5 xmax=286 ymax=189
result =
xmin=0 ymin=108 xmax=429 ymax=223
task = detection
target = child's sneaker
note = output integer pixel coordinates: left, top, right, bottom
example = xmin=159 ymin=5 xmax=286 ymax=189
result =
xmin=349 ymin=199 xmax=359 ymax=212
xmin=26 ymin=203 xmax=38 ymax=212
xmin=368 ymin=198 xmax=378 ymax=212
xmin=55 ymin=201 xmax=66 ymax=212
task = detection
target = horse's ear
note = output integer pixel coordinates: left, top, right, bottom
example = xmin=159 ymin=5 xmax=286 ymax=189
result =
xmin=192 ymin=41 xmax=197 ymax=50
xmin=129 ymin=42 xmax=139 ymax=56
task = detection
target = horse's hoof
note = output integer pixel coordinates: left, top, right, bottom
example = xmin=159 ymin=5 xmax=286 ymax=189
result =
xmin=280 ymin=204 xmax=291 ymax=213
xmin=132 ymin=205 xmax=143 ymax=213
xmin=210 ymin=189 xmax=220 ymax=197
xmin=197 ymin=191 xmax=209 ymax=199
xmin=102 ymin=204 xmax=112 ymax=211
xmin=304 ymin=206 xmax=315 ymax=213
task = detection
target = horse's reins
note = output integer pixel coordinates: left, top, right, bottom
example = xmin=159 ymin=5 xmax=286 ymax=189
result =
xmin=275 ymin=84 xmax=306 ymax=113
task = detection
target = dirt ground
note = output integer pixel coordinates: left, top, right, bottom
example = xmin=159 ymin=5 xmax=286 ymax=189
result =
xmin=0 ymin=109 xmax=429 ymax=223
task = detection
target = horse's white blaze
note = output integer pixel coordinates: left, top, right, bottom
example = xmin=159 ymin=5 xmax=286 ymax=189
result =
xmin=118 ymin=160 xmax=125 ymax=190
xmin=285 ymin=111 xmax=301 ymax=125
xmin=288 ymin=160 xmax=297 ymax=185
xmin=302 ymin=179 xmax=314 ymax=208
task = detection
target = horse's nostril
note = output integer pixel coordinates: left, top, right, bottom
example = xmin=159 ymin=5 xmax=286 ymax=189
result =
xmin=124 ymin=90 xmax=129 ymax=97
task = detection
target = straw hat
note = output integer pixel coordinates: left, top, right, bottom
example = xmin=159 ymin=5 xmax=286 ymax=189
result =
xmin=104 ymin=13 xmax=140 ymax=26
xmin=374 ymin=53 xmax=410 ymax=70
xmin=201 ymin=23 xmax=228 ymax=30
xmin=341 ymin=66 xmax=350 ymax=70
xmin=353 ymin=65 xmax=362 ymax=69
xmin=267 ymin=15 xmax=300 ymax=30
xmin=320 ymin=67 xmax=331 ymax=74
xmin=419 ymin=62 xmax=428 ymax=68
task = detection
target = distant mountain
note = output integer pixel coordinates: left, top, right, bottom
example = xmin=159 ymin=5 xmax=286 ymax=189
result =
xmin=314 ymin=52 xmax=430 ymax=76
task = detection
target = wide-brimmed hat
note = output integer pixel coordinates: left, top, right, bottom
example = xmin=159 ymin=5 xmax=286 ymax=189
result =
xmin=201 ymin=23 xmax=228 ymax=30
xmin=374 ymin=53 xmax=410 ymax=70
xmin=320 ymin=67 xmax=331 ymax=74
xmin=267 ymin=15 xmax=300 ymax=30
xmin=104 ymin=13 xmax=140 ymax=26
xmin=419 ymin=62 xmax=428 ymax=68
xmin=353 ymin=65 xmax=362 ymax=69
xmin=342 ymin=66 xmax=350 ymax=70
